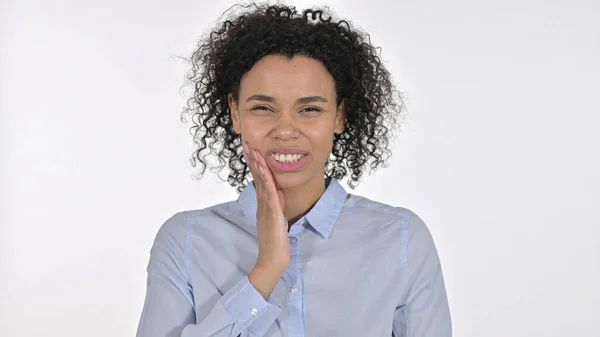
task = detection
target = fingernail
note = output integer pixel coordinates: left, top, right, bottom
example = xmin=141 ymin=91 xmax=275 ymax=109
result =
xmin=258 ymin=166 xmax=265 ymax=175
xmin=252 ymin=150 xmax=259 ymax=161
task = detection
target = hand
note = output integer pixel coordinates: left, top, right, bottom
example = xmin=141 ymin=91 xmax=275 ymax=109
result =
xmin=243 ymin=142 xmax=290 ymax=274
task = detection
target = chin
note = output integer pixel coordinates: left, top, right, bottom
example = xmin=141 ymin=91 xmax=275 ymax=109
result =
xmin=271 ymin=172 xmax=311 ymax=190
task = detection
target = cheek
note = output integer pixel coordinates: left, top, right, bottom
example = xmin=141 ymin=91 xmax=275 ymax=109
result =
xmin=240 ymin=118 xmax=269 ymax=143
xmin=306 ymin=130 xmax=335 ymax=156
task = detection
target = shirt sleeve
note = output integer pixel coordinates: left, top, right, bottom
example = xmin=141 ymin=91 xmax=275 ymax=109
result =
xmin=135 ymin=212 xmax=283 ymax=337
xmin=393 ymin=211 xmax=452 ymax=337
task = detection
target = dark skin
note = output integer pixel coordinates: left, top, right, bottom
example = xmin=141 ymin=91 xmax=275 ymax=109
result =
xmin=229 ymin=54 xmax=345 ymax=224
xmin=229 ymin=54 xmax=345 ymax=300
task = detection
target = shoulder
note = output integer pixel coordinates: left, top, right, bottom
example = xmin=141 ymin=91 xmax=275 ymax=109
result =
xmin=153 ymin=200 xmax=239 ymax=244
xmin=340 ymin=194 xmax=440 ymax=269
xmin=344 ymin=193 xmax=429 ymax=232
xmin=346 ymin=193 xmax=442 ymax=261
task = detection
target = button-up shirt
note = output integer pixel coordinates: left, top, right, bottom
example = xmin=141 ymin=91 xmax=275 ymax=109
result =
xmin=136 ymin=178 xmax=451 ymax=336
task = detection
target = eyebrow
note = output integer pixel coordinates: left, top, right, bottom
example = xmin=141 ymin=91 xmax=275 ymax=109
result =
xmin=245 ymin=95 xmax=328 ymax=104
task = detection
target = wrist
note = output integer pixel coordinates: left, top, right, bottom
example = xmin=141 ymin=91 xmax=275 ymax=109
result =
xmin=252 ymin=261 xmax=286 ymax=278
xmin=248 ymin=265 xmax=284 ymax=300
xmin=255 ymin=258 xmax=289 ymax=275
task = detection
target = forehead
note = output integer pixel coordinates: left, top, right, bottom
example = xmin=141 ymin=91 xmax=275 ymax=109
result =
xmin=238 ymin=54 xmax=336 ymax=99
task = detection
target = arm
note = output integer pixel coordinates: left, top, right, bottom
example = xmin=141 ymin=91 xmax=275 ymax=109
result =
xmin=135 ymin=213 xmax=282 ymax=337
xmin=393 ymin=211 xmax=452 ymax=337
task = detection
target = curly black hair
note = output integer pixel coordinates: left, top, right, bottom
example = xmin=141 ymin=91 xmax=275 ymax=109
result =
xmin=181 ymin=2 xmax=405 ymax=192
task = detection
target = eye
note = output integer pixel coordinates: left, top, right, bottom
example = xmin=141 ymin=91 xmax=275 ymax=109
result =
xmin=300 ymin=106 xmax=323 ymax=115
xmin=250 ymin=105 xmax=274 ymax=115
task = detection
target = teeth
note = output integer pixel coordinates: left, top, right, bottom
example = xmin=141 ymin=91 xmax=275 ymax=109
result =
xmin=271 ymin=153 xmax=304 ymax=163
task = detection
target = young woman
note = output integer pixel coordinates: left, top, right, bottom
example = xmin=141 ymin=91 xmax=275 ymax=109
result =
xmin=136 ymin=4 xmax=451 ymax=337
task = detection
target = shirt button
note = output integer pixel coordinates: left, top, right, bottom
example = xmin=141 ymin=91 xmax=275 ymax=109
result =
xmin=250 ymin=308 xmax=258 ymax=316
xmin=289 ymin=237 xmax=297 ymax=245
xmin=291 ymin=286 xmax=299 ymax=294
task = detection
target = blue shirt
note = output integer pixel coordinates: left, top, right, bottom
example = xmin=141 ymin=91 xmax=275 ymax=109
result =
xmin=136 ymin=178 xmax=451 ymax=336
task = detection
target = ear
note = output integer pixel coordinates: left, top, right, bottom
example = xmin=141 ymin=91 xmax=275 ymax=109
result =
xmin=228 ymin=93 xmax=241 ymax=134
xmin=334 ymin=98 xmax=346 ymax=134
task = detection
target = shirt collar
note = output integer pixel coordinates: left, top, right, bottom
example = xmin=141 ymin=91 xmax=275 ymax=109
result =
xmin=237 ymin=177 xmax=347 ymax=239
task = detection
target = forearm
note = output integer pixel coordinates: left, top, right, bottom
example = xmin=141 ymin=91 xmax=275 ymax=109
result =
xmin=248 ymin=265 xmax=284 ymax=300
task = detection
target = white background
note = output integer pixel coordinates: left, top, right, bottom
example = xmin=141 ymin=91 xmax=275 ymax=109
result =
xmin=1 ymin=0 xmax=599 ymax=336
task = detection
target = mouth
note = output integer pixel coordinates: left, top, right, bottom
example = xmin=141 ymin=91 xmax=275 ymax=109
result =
xmin=266 ymin=149 xmax=309 ymax=173
xmin=270 ymin=152 xmax=307 ymax=164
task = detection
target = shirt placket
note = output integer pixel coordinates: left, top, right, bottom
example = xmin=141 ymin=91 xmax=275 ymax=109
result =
xmin=285 ymin=225 xmax=305 ymax=337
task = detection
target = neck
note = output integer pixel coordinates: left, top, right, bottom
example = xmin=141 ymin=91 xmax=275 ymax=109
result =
xmin=281 ymin=176 xmax=326 ymax=229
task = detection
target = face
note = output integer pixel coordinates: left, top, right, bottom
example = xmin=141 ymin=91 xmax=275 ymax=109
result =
xmin=229 ymin=54 xmax=345 ymax=190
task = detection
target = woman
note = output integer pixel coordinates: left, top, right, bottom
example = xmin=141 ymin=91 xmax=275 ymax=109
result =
xmin=136 ymin=3 xmax=451 ymax=337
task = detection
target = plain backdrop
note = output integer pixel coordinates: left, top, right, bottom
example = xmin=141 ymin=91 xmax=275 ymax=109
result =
xmin=1 ymin=0 xmax=599 ymax=336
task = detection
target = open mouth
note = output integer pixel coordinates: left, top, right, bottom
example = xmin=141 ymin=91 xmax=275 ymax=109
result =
xmin=270 ymin=153 xmax=306 ymax=163
xmin=266 ymin=151 xmax=309 ymax=173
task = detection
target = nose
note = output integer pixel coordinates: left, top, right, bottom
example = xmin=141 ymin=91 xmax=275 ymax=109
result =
xmin=271 ymin=114 xmax=299 ymax=141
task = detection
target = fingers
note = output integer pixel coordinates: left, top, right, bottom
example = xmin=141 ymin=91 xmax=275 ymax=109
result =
xmin=243 ymin=142 xmax=279 ymax=204
xmin=243 ymin=142 xmax=261 ymax=181
xmin=258 ymin=153 xmax=275 ymax=193
xmin=277 ymin=189 xmax=285 ymax=212
xmin=253 ymin=148 xmax=275 ymax=189
xmin=243 ymin=142 xmax=269 ymax=188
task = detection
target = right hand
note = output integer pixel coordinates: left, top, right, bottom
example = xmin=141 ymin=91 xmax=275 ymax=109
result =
xmin=243 ymin=142 xmax=290 ymax=273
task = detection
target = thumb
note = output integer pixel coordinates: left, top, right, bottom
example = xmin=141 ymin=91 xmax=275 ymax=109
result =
xmin=277 ymin=189 xmax=285 ymax=212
